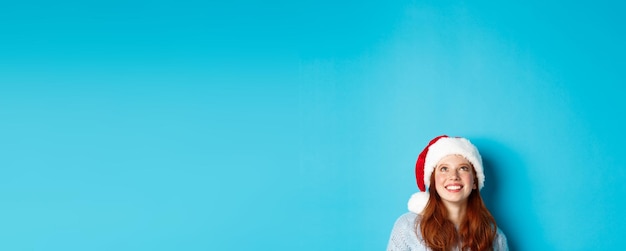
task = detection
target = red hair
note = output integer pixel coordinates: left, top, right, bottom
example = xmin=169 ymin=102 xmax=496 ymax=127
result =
xmin=417 ymin=171 xmax=497 ymax=251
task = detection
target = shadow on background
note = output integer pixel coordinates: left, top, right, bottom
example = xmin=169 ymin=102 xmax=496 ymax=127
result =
xmin=472 ymin=137 xmax=548 ymax=251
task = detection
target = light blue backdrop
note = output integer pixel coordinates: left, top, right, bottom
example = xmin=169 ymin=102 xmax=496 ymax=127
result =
xmin=1 ymin=1 xmax=625 ymax=250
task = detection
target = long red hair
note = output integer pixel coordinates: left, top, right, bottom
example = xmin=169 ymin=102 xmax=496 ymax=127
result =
xmin=417 ymin=171 xmax=497 ymax=251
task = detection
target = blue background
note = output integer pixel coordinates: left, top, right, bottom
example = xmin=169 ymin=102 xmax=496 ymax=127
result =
xmin=1 ymin=1 xmax=625 ymax=250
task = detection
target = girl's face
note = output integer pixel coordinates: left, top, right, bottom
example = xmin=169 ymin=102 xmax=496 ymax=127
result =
xmin=433 ymin=154 xmax=477 ymax=206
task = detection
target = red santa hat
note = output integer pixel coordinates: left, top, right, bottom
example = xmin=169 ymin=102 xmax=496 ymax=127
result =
xmin=408 ymin=135 xmax=485 ymax=214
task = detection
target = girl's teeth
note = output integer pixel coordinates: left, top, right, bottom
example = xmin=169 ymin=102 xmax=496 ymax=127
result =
xmin=447 ymin=186 xmax=461 ymax=190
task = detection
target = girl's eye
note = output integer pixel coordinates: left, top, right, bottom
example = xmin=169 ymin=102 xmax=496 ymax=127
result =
xmin=460 ymin=166 xmax=469 ymax=171
xmin=440 ymin=166 xmax=448 ymax=172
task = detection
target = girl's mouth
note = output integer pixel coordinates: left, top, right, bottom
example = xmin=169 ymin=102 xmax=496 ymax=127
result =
xmin=445 ymin=185 xmax=463 ymax=191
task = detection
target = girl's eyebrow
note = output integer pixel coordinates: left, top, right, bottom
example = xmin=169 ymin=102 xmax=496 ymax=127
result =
xmin=447 ymin=163 xmax=471 ymax=168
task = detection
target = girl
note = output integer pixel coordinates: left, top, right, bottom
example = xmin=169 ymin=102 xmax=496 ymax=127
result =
xmin=387 ymin=135 xmax=508 ymax=251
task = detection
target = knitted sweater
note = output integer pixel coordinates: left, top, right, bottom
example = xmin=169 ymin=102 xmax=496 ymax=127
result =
xmin=387 ymin=212 xmax=509 ymax=251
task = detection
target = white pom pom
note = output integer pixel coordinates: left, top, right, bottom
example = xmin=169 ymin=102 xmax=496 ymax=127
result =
xmin=407 ymin=192 xmax=430 ymax=214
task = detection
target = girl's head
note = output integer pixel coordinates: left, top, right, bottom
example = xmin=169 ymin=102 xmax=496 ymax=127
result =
xmin=411 ymin=136 xmax=498 ymax=251
xmin=408 ymin=135 xmax=484 ymax=214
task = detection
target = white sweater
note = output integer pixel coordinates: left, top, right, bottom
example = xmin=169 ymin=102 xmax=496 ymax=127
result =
xmin=387 ymin=212 xmax=509 ymax=251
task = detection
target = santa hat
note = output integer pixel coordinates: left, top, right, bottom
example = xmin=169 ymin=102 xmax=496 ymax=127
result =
xmin=407 ymin=135 xmax=485 ymax=214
